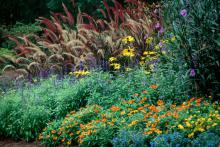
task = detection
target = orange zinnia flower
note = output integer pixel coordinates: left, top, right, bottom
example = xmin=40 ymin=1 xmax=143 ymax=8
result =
xmin=137 ymin=107 xmax=144 ymax=111
xmin=149 ymin=105 xmax=158 ymax=112
xmin=157 ymin=100 xmax=164 ymax=106
xmin=51 ymin=130 xmax=56 ymax=134
xmin=144 ymin=131 xmax=153 ymax=135
xmin=53 ymin=136 xmax=57 ymax=141
xmin=128 ymin=99 xmax=135 ymax=104
xmin=150 ymin=85 xmax=158 ymax=89
xmin=80 ymin=124 xmax=86 ymax=129
xmin=110 ymin=106 xmax=121 ymax=112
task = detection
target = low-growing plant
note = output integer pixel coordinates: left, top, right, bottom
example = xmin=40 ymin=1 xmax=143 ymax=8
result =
xmin=112 ymin=130 xmax=146 ymax=147
xmin=39 ymin=96 xmax=220 ymax=146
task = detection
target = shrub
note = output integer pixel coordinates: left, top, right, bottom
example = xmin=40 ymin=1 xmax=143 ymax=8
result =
xmin=163 ymin=0 xmax=220 ymax=99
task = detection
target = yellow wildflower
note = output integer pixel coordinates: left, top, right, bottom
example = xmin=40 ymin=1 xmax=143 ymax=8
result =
xmin=171 ymin=36 xmax=176 ymax=42
xmin=67 ymin=140 xmax=72 ymax=145
xmin=125 ymin=68 xmax=132 ymax=72
xmin=185 ymin=122 xmax=191 ymax=127
xmin=188 ymin=132 xmax=194 ymax=138
xmin=122 ymin=36 xmax=135 ymax=44
xmin=154 ymin=45 xmax=160 ymax=50
xmin=143 ymin=51 xmax=157 ymax=56
xmin=139 ymin=61 xmax=145 ymax=66
xmin=178 ymin=124 xmax=184 ymax=129
xmin=110 ymin=63 xmax=121 ymax=70
xmin=122 ymin=47 xmax=135 ymax=57
xmin=161 ymin=39 xmax=169 ymax=44
xmin=212 ymin=123 xmax=217 ymax=127
xmin=146 ymin=37 xmax=153 ymax=44
xmin=109 ymin=57 xmax=117 ymax=62
xmin=71 ymin=70 xmax=90 ymax=77
xmin=120 ymin=111 xmax=126 ymax=115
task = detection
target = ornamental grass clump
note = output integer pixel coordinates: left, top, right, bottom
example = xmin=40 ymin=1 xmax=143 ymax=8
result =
xmin=1 ymin=0 xmax=163 ymax=78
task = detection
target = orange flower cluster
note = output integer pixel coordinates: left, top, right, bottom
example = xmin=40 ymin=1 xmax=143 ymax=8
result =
xmin=110 ymin=106 xmax=121 ymax=112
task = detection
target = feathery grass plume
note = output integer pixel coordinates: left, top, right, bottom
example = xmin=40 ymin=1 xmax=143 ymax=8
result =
xmin=2 ymin=0 xmax=161 ymax=77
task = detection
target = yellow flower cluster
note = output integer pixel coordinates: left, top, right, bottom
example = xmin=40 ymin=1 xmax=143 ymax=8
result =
xmin=122 ymin=46 xmax=135 ymax=57
xmin=69 ymin=70 xmax=90 ymax=77
xmin=122 ymin=36 xmax=135 ymax=44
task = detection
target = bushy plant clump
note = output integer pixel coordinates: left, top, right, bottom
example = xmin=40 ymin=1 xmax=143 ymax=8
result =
xmin=0 ymin=67 xmax=196 ymax=141
xmin=163 ymin=0 xmax=220 ymax=98
xmin=39 ymin=97 xmax=220 ymax=146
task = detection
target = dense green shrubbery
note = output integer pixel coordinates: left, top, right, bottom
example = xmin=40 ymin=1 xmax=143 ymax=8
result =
xmin=0 ymin=68 xmax=192 ymax=141
xmin=163 ymin=0 xmax=220 ymax=98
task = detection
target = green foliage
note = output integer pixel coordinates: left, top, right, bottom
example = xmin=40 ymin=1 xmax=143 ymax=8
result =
xmin=163 ymin=0 xmax=220 ymax=98
xmin=0 ymin=0 xmax=49 ymax=24
xmin=151 ymin=54 xmax=192 ymax=102
xmin=0 ymin=22 xmax=41 ymax=48
xmin=47 ymin=0 xmax=115 ymax=19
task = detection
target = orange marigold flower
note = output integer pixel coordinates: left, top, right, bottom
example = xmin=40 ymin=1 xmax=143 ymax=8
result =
xmin=59 ymin=127 xmax=64 ymax=131
xmin=57 ymin=132 xmax=61 ymax=135
xmin=144 ymin=131 xmax=153 ymax=135
xmin=150 ymin=85 xmax=158 ymax=89
xmin=140 ymin=97 xmax=147 ymax=104
xmin=137 ymin=107 xmax=144 ymax=111
xmin=102 ymin=118 xmax=107 ymax=122
xmin=128 ymin=99 xmax=135 ymax=104
xmin=144 ymin=104 xmax=150 ymax=107
xmin=149 ymin=105 xmax=158 ymax=112
xmin=110 ymin=106 xmax=121 ymax=112
xmin=70 ymin=133 xmax=74 ymax=136
xmin=51 ymin=130 xmax=56 ymax=134
xmin=170 ymin=104 xmax=176 ymax=109
xmin=155 ymin=129 xmax=162 ymax=134
xmin=80 ymin=124 xmax=86 ymax=129
xmin=53 ymin=136 xmax=57 ymax=141
xmin=166 ymin=111 xmax=172 ymax=117
xmin=157 ymin=100 xmax=164 ymax=106
xmin=173 ymin=112 xmax=179 ymax=118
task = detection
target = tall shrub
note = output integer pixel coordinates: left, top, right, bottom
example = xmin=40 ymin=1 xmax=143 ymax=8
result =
xmin=163 ymin=0 xmax=220 ymax=99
